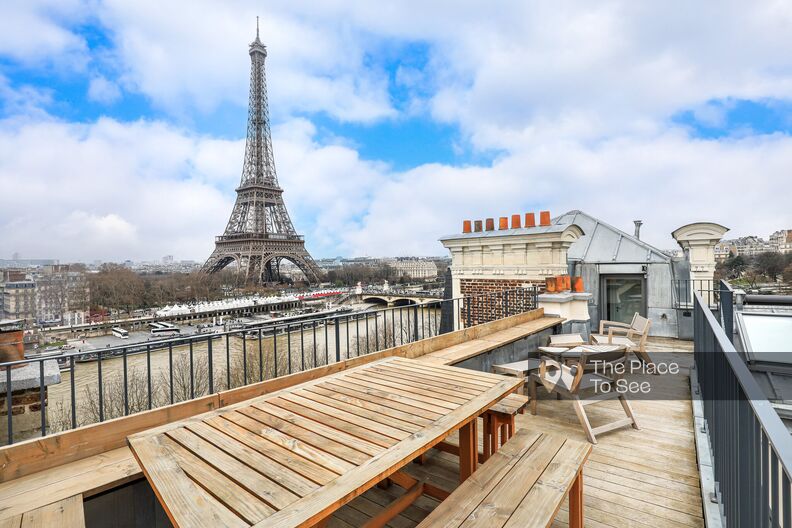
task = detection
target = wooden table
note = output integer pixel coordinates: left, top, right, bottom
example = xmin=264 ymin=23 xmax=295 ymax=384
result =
xmin=549 ymin=333 xmax=586 ymax=347
xmin=128 ymin=357 xmax=521 ymax=528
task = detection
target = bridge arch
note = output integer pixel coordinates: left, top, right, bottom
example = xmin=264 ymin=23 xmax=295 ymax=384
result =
xmin=364 ymin=296 xmax=390 ymax=306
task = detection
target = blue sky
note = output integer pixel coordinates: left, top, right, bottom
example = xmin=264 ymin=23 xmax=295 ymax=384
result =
xmin=1 ymin=2 xmax=792 ymax=261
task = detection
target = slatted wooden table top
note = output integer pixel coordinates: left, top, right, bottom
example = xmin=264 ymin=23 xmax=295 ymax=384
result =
xmin=127 ymin=357 xmax=521 ymax=528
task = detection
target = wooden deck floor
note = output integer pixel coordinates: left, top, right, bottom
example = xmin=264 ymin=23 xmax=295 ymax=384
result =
xmin=329 ymin=341 xmax=703 ymax=528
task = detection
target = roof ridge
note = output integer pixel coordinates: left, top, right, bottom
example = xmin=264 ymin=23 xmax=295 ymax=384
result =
xmin=556 ymin=209 xmax=671 ymax=262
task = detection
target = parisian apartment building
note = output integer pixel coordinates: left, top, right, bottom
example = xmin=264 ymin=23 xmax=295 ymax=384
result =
xmin=0 ymin=265 xmax=90 ymax=327
xmin=714 ymin=229 xmax=792 ymax=261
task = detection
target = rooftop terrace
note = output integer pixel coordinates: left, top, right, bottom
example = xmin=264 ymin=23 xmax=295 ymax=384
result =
xmin=328 ymin=341 xmax=700 ymax=528
xmin=0 ymin=286 xmax=789 ymax=527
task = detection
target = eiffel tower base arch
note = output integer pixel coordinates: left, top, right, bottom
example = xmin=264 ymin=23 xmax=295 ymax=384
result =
xmin=202 ymin=238 xmax=322 ymax=284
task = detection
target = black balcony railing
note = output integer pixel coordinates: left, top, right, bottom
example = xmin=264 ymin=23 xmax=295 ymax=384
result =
xmin=674 ymin=279 xmax=719 ymax=309
xmin=694 ymin=290 xmax=792 ymax=527
xmin=1 ymin=286 xmax=538 ymax=445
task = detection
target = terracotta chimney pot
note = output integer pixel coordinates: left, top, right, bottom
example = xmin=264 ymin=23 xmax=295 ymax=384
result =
xmin=485 ymin=218 xmax=495 ymax=231
xmin=462 ymin=220 xmax=472 ymax=233
xmin=499 ymin=217 xmax=509 ymax=230
xmin=555 ymin=275 xmax=565 ymax=292
xmin=540 ymin=210 xmax=551 ymax=227
xmin=511 ymin=214 xmax=521 ymax=228
xmin=474 ymin=220 xmax=483 ymax=232
xmin=525 ymin=213 xmax=536 ymax=228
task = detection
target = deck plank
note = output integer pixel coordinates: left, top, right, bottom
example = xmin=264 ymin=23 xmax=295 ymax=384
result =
xmin=18 ymin=494 xmax=84 ymax=528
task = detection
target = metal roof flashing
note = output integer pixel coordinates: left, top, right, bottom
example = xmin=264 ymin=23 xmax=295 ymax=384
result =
xmin=553 ymin=210 xmax=672 ymax=264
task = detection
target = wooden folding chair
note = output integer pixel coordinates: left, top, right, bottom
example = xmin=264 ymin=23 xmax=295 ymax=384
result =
xmin=590 ymin=312 xmax=653 ymax=367
xmin=528 ymin=348 xmax=640 ymax=444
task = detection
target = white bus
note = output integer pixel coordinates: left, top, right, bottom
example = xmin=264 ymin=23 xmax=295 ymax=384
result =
xmin=111 ymin=327 xmax=129 ymax=339
xmin=149 ymin=322 xmax=180 ymax=336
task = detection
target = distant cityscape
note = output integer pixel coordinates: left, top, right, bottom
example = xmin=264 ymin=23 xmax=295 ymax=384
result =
xmin=0 ymin=253 xmax=449 ymax=330
xmin=714 ymin=229 xmax=792 ymax=261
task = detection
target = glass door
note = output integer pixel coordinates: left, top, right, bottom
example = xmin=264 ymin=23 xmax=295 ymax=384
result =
xmin=602 ymin=275 xmax=645 ymax=324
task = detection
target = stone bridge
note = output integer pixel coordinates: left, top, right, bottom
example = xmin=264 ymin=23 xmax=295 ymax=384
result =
xmin=359 ymin=290 xmax=442 ymax=307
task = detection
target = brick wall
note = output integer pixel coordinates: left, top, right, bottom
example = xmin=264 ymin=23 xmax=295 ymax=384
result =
xmin=460 ymin=278 xmax=542 ymax=326
xmin=0 ymin=387 xmax=47 ymax=444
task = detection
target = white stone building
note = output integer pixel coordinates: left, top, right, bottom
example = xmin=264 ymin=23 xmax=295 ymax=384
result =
xmin=770 ymin=230 xmax=792 ymax=254
xmin=387 ymin=259 xmax=439 ymax=280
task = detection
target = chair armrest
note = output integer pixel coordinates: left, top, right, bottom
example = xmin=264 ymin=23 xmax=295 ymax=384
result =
xmin=599 ymin=320 xmax=631 ymax=333
xmin=607 ymin=327 xmax=632 ymax=337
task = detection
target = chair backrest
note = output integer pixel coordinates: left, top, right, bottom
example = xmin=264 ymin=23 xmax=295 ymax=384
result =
xmin=538 ymin=357 xmax=583 ymax=394
xmin=630 ymin=314 xmax=651 ymax=335
xmin=538 ymin=348 xmax=629 ymax=394
xmin=578 ymin=348 xmax=629 ymax=380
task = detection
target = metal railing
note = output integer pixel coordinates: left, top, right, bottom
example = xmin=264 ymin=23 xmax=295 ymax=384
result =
xmin=1 ymin=286 xmax=538 ymax=445
xmin=674 ymin=279 xmax=719 ymax=309
xmin=718 ymin=279 xmax=734 ymax=341
xmin=694 ymin=291 xmax=792 ymax=527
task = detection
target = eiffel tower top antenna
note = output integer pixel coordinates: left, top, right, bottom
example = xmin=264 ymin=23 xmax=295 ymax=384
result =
xmin=256 ymin=16 xmax=259 ymax=40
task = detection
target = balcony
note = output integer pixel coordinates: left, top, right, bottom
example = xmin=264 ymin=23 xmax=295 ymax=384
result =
xmin=216 ymin=233 xmax=305 ymax=243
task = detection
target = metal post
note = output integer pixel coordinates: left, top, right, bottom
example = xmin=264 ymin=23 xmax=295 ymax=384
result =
xmin=334 ymin=318 xmax=341 ymax=363
xmin=39 ymin=361 xmax=45 ymax=437
xmin=208 ymin=336 xmax=215 ymax=393
xmin=190 ymin=341 xmax=195 ymax=398
xmin=123 ymin=348 xmax=129 ymax=415
xmin=147 ymin=344 xmax=152 ymax=409
xmin=225 ymin=333 xmax=231 ymax=389
xmin=242 ymin=333 xmax=247 ymax=385
xmin=5 ymin=367 xmax=11 ymax=444
xmin=70 ymin=356 xmax=76 ymax=430
xmin=720 ymin=280 xmax=734 ymax=343
xmin=412 ymin=305 xmax=419 ymax=342
xmin=258 ymin=329 xmax=263 ymax=382
xmin=97 ymin=350 xmax=104 ymax=422
xmin=300 ymin=324 xmax=305 ymax=371
xmin=273 ymin=326 xmax=279 ymax=377
xmin=168 ymin=342 xmax=174 ymax=404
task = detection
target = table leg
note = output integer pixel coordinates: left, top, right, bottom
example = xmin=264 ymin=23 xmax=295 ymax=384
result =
xmin=459 ymin=418 xmax=478 ymax=482
xmin=569 ymin=469 xmax=584 ymax=528
xmin=482 ymin=412 xmax=492 ymax=462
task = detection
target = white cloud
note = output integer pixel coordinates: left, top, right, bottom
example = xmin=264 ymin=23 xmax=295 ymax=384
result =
xmin=0 ymin=116 xmax=238 ymax=262
xmin=0 ymin=76 xmax=53 ymax=119
xmin=1 ymin=1 xmax=792 ymax=263
xmin=87 ymin=75 xmax=122 ymax=104
xmin=0 ymin=0 xmax=89 ymax=69
xmin=95 ymin=0 xmax=395 ymax=121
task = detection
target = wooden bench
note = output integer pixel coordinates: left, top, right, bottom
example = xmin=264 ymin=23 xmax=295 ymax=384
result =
xmin=482 ymin=393 xmax=530 ymax=461
xmin=0 ymin=447 xmax=140 ymax=523
xmin=0 ymin=494 xmax=85 ymax=528
xmin=417 ymin=430 xmax=592 ymax=528
xmin=418 ymin=317 xmax=563 ymax=366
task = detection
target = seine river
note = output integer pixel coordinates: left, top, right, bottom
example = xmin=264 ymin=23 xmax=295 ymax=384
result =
xmin=46 ymin=308 xmax=441 ymax=432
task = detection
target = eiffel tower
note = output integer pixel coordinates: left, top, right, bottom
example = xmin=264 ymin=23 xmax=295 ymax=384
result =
xmin=202 ymin=22 xmax=322 ymax=284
